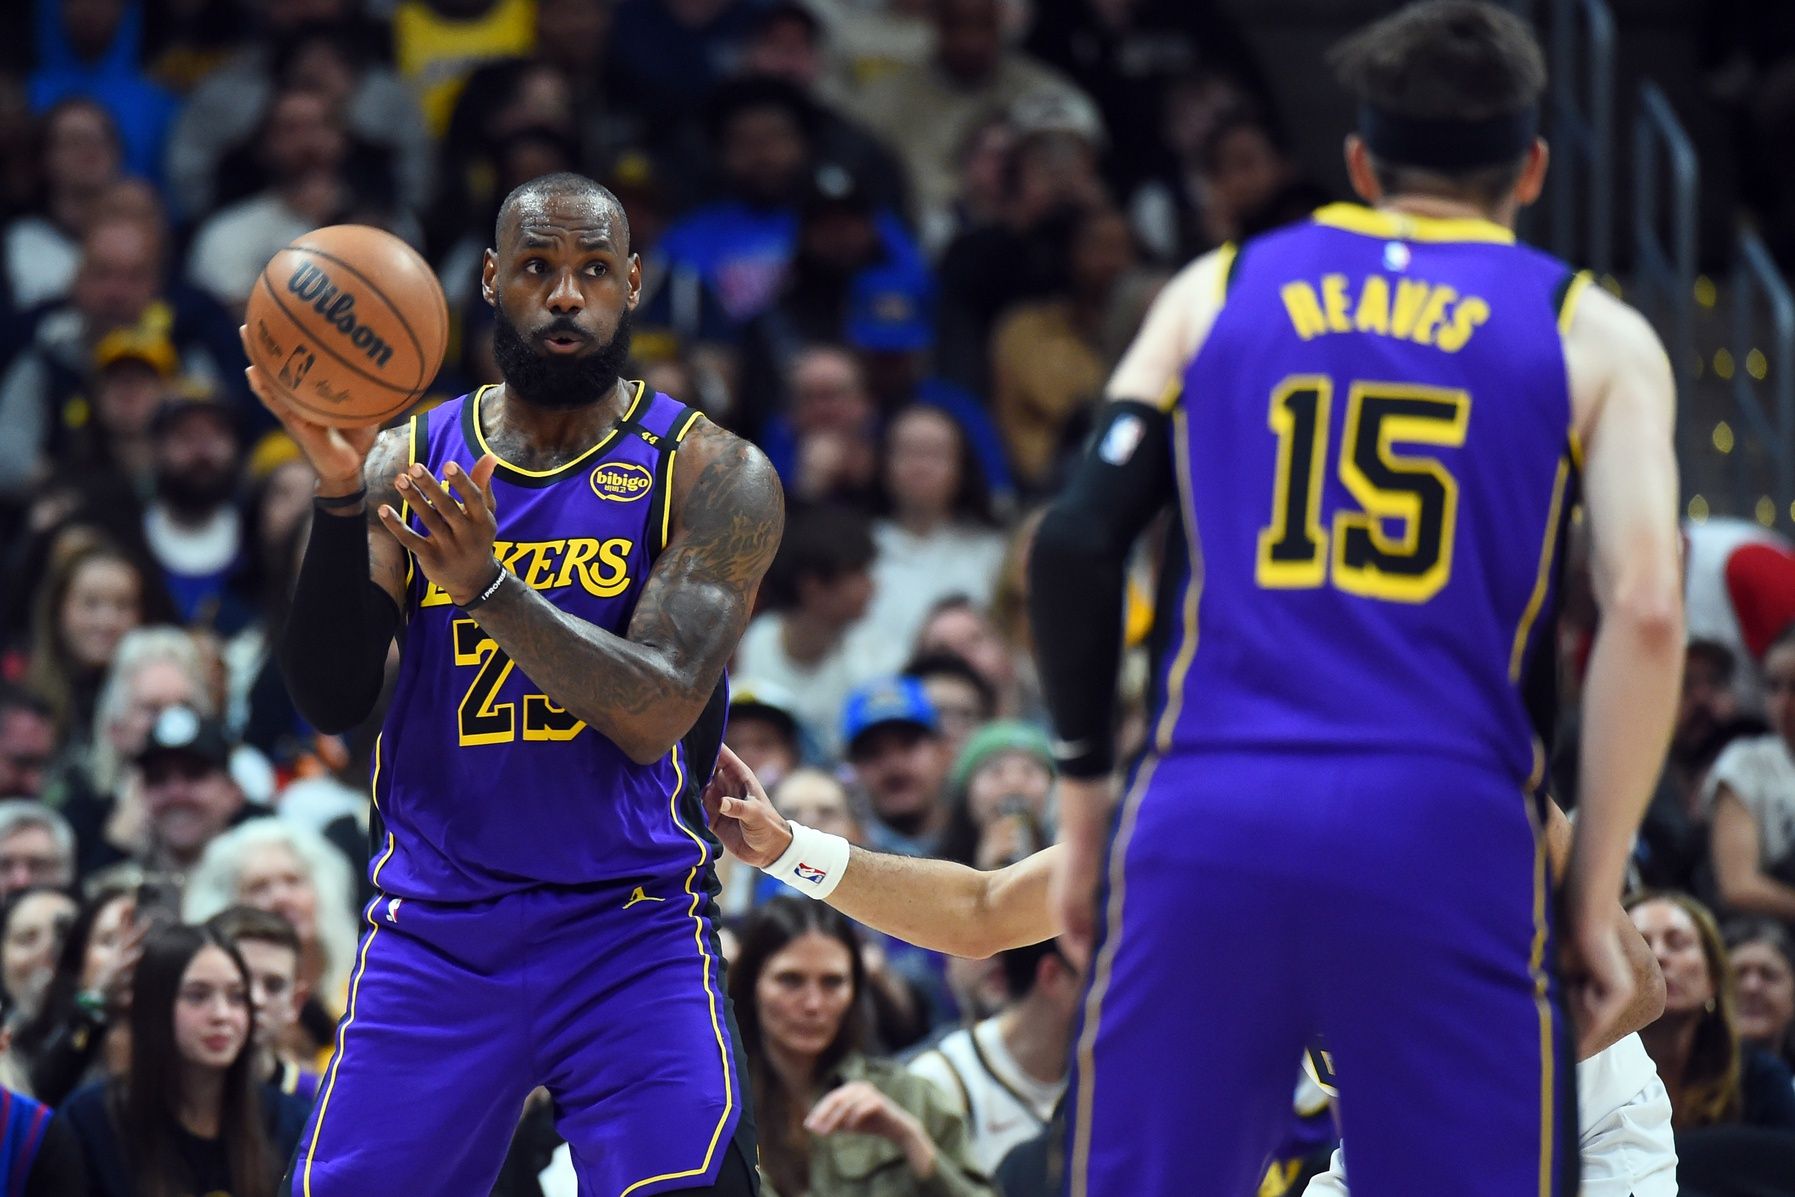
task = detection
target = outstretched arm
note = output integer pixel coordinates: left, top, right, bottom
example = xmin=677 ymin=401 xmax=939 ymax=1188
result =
xmin=703 ymin=747 xmax=1058 ymax=957
xmin=387 ymin=422 xmax=784 ymax=763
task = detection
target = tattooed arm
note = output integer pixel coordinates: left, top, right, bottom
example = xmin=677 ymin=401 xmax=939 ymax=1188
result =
xmin=470 ymin=420 xmax=785 ymax=763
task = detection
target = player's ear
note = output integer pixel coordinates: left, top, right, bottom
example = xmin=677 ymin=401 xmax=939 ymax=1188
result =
xmin=1344 ymin=135 xmax=1382 ymax=204
xmin=481 ymin=249 xmax=498 ymax=307
xmin=626 ymin=253 xmax=642 ymax=310
xmin=1513 ymin=138 xmax=1550 ymax=207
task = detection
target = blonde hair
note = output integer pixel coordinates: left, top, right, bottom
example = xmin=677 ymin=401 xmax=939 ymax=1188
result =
xmin=183 ymin=817 xmax=358 ymax=1007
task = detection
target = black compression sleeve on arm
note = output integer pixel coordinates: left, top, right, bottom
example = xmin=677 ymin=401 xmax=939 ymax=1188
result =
xmin=1028 ymin=400 xmax=1177 ymax=778
xmin=277 ymin=507 xmax=399 ymax=733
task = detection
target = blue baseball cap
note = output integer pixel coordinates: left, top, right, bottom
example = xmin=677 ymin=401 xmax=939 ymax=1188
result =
xmin=846 ymin=276 xmax=933 ymax=353
xmin=841 ymin=677 xmax=938 ymax=753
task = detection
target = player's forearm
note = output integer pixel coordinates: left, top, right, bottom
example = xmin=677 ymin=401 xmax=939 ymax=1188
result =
xmin=823 ymin=847 xmax=1053 ymax=958
xmin=278 ymin=508 xmax=398 ymax=732
xmin=471 ymin=579 xmax=722 ymax=765
xmin=1570 ymin=598 xmax=1682 ymax=916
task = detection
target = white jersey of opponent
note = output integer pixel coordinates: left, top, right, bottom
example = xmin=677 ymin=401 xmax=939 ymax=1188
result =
xmin=1304 ymin=1033 xmax=1675 ymax=1197
xmin=909 ymin=1017 xmax=1065 ymax=1175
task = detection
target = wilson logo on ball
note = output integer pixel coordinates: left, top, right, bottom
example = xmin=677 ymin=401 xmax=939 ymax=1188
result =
xmin=590 ymin=462 xmax=652 ymax=502
xmin=286 ymin=262 xmax=395 ymax=368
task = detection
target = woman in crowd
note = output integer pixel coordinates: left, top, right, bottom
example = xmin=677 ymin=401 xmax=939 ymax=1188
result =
xmin=729 ymin=896 xmax=993 ymax=1197
xmin=1 ymin=97 xmax=122 ymax=311
xmin=26 ymin=534 xmax=149 ymax=750
xmin=1626 ymin=891 xmax=1795 ymax=1130
xmin=1707 ymin=625 xmax=1795 ymax=922
xmin=0 ymin=885 xmax=78 ymax=1023
xmin=937 ymin=721 xmax=1055 ymax=872
xmin=14 ymin=887 xmax=142 ymax=1104
xmin=183 ymin=816 xmax=357 ymax=1065
xmin=1729 ymin=919 xmax=1795 ymax=1073
xmin=61 ymin=923 xmax=309 ymax=1197
xmin=861 ymin=405 xmax=1008 ymax=651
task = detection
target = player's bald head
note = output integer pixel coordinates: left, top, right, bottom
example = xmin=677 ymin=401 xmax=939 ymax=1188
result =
xmin=495 ymin=172 xmax=631 ymax=254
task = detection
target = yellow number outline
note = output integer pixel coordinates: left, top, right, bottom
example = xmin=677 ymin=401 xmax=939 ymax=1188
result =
xmin=1331 ymin=383 xmax=1470 ymax=604
xmin=1254 ymin=375 xmax=1333 ymax=590
xmin=452 ymin=618 xmax=586 ymax=745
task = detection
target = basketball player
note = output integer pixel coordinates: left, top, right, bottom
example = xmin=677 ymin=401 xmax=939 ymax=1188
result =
xmin=1029 ymin=3 xmax=1683 ymax=1194
xmin=249 ymin=172 xmax=781 ymax=1195
xmin=700 ymin=745 xmax=1678 ymax=1196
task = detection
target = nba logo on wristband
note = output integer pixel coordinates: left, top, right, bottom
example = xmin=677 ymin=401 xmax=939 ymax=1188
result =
xmin=794 ymin=861 xmax=828 ymax=886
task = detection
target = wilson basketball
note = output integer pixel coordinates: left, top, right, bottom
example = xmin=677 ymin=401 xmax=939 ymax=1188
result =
xmin=244 ymin=225 xmax=448 ymax=428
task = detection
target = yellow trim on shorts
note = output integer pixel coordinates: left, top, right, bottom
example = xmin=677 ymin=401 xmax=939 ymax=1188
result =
xmin=1508 ymin=456 xmax=1571 ymax=682
xmin=1069 ymin=755 xmax=1159 ymax=1197
xmin=618 ymin=744 xmax=735 ymax=1196
xmin=1070 ymin=406 xmax=1205 ymax=1196
xmin=304 ymin=745 xmax=397 ymax=1196
xmin=1521 ymin=789 xmax=1556 ymax=1197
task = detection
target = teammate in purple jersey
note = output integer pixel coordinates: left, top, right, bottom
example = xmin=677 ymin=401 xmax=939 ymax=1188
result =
xmin=1027 ymin=4 xmax=1682 ymax=1195
xmin=246 ymin=172 xmax=783 ymax=1196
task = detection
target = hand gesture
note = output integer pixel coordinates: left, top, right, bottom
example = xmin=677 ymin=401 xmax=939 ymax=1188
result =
xmin=241 ymin=325 xmax=378 ymax=493
xmin=701 ymin=744 xmax=793 ymax=867
xmin=805 ymin=1081 xmax=931 ymax=1161
xmin=1560 ymin=904 xmax=1637 ymax=1059
xmin=93 ymin=917 xmax=149 ymax=1014
xmin=377 ymin=458 xmax=503 ymax=607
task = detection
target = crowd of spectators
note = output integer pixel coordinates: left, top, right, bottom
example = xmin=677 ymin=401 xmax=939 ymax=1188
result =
xmin=0 ymin=0 xmax=1790 ymax=1193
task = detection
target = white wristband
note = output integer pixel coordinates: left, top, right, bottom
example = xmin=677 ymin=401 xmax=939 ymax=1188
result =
xmin=765 ymin=821 xmax=851 ymax=901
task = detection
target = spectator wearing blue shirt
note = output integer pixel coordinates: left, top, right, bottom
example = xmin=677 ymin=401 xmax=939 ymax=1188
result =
xmin=738 ymin=163 xmax=932 ymax=439
xmin=661 ymin=77 xmax=821 ymax=324
xmin=28 ymin=0 xmax=178 ymax=184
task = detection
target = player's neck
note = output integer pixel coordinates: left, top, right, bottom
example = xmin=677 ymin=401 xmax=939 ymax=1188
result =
xmin=486 ymin=380 xmax=634 ymax=461
xmin=1377 ymin=194 xmax=1514 ymax=231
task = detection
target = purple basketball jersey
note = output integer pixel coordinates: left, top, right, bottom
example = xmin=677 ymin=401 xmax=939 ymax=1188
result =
xmin=1157 ymin=203 xmax=1583 ymax=787
xmin=371 ymin=382 xmax=714 ymax=902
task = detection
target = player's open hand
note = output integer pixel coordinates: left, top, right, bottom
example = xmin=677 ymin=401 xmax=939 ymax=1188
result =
xmin=701 ymin=744 xmax=792 ymax=867
xmin=378 ymin=457 xmax=503 ymax=607
xmin=240 ymin=325 xmax=378 ymax=492
xmin=1561 ymin=907 xmax=1637 ymax=1059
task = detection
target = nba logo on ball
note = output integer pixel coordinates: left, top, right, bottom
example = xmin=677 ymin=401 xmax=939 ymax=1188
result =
xmin=591 ymin=462 xmax=652 ymax=502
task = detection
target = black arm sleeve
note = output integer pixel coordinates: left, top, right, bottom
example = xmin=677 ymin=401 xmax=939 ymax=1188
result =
xmin=277 ymin=506 xmax=400 ymax=734
xmin=1027 ymin=400 xmax=1178 ymax=778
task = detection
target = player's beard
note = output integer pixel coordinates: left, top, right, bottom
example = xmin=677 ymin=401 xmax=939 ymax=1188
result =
xmin=491 ymin=300 xmax=634 ymax=411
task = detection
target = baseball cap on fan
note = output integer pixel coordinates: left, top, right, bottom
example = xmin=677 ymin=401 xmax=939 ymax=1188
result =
xmin=730 ymin=680 xmax=803 ymax=741
xmin=135 ymin=706 xmax=232 ymax=770
xmin=94 ymin=325 xmax=180 ymax=377
xmin=841 ymin=677 xmax=938 ymax=754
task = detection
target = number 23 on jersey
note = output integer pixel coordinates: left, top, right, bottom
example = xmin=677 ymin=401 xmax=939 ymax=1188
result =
xmin=1256 ymin=375 xmax=1470 ymax=603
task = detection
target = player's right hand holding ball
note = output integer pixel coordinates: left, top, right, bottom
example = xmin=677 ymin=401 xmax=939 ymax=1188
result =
xmin=241 ymin=324 xmax=379 ymax=497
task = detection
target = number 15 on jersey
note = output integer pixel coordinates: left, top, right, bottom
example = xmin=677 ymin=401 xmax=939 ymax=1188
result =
xmin=1255 ymin=375 xmax=1471 ymax=603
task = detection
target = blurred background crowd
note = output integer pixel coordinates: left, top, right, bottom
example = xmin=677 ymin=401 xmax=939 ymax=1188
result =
xmin=0 ymin=0 xmax=1792 ymax=1193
